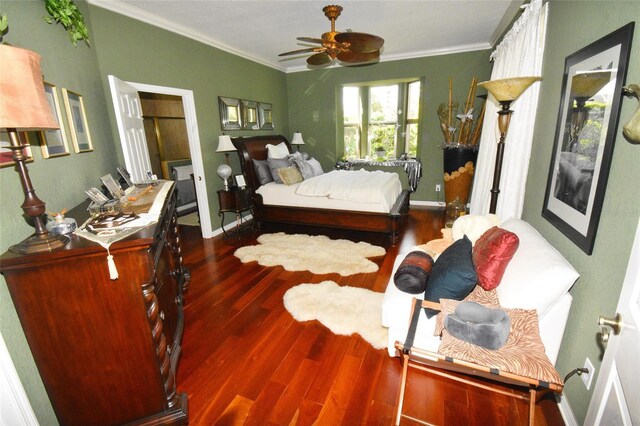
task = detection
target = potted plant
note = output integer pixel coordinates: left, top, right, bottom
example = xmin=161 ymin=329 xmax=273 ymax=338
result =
xmin=372 ymin=144 xmax=386 ymax=160
xmin=437 ymin=77 xmax=486 ymax=211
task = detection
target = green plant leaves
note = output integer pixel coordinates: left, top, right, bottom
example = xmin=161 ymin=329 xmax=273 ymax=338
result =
xmin=42 ymin=0 xmax=89 ymax=47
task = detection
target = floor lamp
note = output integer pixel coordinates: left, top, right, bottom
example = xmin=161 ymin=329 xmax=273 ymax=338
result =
xmin=0 ymin=45 xmax=70 ymax=254
xmin=478 ymin=76 xmax=542 ymax=214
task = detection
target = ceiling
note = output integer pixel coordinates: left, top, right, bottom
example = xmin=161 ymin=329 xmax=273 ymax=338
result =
xmin=88 ymin=0 xmax=524 ymax=73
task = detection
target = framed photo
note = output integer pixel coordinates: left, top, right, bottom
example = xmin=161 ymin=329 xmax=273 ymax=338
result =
xmin=258 ymin=102 xmax=273 ymax=130
xmin=1 ymin=131 xmax=33 ymax=168
xmin=219 ymin=96 xmax=242 ymax=130
xmin=235 ymin=174 xmax=246 ymax=188
xmin=62 ymin=88 xmax=93 ymax=153
xmin=241 ymin=99 xmax=259 ymax=130
xmin=40 ymin=82 xmax=70 ymax=158
xmin=542 ymin=23 xmax=634 ymax=254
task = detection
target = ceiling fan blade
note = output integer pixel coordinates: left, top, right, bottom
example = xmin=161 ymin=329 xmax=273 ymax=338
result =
xmin=307 ymin=52 xmax=333 ymax=66
xmin=279 ymin=47 xmax=321 ymax=57
xmin=337 ymin=50 xmax=380 ymax=64
xmin=296 ymin=37 xmax=324 ymax=44
xmin=334 ymin=32 xmax=384 ymax=53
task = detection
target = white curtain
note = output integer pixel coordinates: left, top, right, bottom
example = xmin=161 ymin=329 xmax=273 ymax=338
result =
xmin=469 ymin=0 xmax=548 ymax=219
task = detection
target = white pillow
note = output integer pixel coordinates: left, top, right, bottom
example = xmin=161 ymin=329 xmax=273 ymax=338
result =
xmin=266 ymin=142 xmax=289 ymax=159
xmin=307 ymin=158 xmax=324 ymax=176
xmin=497 ymin=219 xmax=579 ymax=316
xmin=451 ymin=214 xmax=501 ymax=245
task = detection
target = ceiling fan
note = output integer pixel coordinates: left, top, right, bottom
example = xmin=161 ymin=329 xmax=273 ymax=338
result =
xmin=279 ymin=4 xmax=384 ymax=67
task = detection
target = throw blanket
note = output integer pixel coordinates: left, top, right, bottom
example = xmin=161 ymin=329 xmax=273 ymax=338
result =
xmin=295 ymin=169 xmax=401 ymax=211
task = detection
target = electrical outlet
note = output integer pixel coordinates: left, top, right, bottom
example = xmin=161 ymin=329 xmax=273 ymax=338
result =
xmin=582 ymin=357 xmax=595 ymax=390
xmin=435 ymin=184 xmax=441 ymax=192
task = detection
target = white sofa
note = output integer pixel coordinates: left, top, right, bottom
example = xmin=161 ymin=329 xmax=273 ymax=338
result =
xmin=382 ymin=218 xmax=579 ymax=365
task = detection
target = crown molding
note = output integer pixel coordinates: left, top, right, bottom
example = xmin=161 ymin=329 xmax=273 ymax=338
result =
xmin=88 ymin=0 xmax=492 ymax=74
xmin=87 ymin=0 xmax=287 ymax=72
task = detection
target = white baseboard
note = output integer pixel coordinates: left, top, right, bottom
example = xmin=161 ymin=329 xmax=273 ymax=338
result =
xmin=410 ymin=200 xmax=445 ymax=207
xmin=212 ymin=214 xmax=254 ymax=237
xmin=556 ymin=393 xmax=578 ymax=426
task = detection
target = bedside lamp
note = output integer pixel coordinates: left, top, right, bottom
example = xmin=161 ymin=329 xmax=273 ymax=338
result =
xmin=478 ymin=76 xmax=542 ymax=214
xmin=216 ymin=134 xmax=236 ymax=189
xmin=291 ymin=132 xmax=305 ymax=151
xmin=0 ymin=45 xmax=70 ymax=254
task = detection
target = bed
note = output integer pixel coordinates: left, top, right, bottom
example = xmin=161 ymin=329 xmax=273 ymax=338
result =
xmin=231 ymin=135 xmax=410 ymax=243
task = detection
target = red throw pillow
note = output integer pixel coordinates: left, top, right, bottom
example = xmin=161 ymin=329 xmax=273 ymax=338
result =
xmin=472 ymin=227 xmax=519 ymax=290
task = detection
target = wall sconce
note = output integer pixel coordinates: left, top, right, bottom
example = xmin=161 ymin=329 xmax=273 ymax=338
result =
xmin=291 ymin=132 xmax=305 ymax=151
xmin=478 ymin=76 xmax=542 ymax=214
xmin=0 ymin=45 xmax=69 ymax=254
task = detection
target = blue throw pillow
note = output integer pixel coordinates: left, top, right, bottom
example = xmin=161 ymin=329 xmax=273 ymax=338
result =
xmin=252 ymin=159 xmax=273 ymax=185
xmin=268 ymin=158 xmax=292 ymax=184
xmin=424 ymin=235 xmax=477 ymax=318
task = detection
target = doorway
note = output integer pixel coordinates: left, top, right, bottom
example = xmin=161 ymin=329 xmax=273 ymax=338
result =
xmin=108 ymin=76 xmax=212 ymax=238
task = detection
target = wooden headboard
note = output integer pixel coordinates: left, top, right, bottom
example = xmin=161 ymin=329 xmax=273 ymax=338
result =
xmin=231 ymin=135 xmax=292 ymax=190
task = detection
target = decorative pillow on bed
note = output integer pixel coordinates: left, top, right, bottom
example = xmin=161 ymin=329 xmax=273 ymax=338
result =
xmin=393 ymin=250 xmax=434 ymax=294
xmin=277 ymin=166 xmax=304 ymax=185
xmin=268 ymin=158 xmax=291 ymax=183
xmin=473 ymin=227 xmax=519 ymax=291
xmin=288 ymin=152 xmax=314 ymax=179
xmin=266 ymin=142 xmax=289 ymax=159
xmin=307 ymin=158 xmax=324 ymax=176
xmin=423 ymin=235 xmax=477 ymax=318
xmin=252 ymin=159 xmax=273 ymax=185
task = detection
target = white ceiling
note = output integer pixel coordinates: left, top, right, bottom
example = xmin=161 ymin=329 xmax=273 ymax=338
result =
xmin=88 ymin=0 xmax=524 ymax=73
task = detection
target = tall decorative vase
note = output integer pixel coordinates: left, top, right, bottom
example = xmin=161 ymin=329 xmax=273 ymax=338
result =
xmin=443 ymin=146 xmax=478 ymax=225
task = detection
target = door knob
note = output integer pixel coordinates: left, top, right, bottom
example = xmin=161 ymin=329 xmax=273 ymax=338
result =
xmin=598 ymin=313 xmax=622 ymax=343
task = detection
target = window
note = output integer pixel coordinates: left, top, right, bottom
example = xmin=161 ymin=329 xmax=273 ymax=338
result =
xmin=342 ymin=80 xmax=421 ymax=159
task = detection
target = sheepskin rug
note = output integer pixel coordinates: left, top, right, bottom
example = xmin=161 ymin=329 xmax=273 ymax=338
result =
xmin=283 ymin=281 xmax=388 ymax=350
xmin=234 ymin=232 xmax=385 ymax=276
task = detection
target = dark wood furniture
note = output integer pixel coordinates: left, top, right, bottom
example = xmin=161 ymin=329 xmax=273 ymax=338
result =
xmin=0 ymin=185 xmax=189 ymax=426
xmin=217 ymin=187 xmax=253 ymax=238
xmin=231 ymin=135 xmax=410 ymax=244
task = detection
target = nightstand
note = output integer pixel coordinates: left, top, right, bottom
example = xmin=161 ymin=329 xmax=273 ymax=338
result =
xmin=217 ymin=187 xmax=253 ymax=238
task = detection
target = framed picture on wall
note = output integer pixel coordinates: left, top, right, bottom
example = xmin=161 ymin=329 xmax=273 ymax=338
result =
xmin=542 ymin=23 xmax=634 ymax=255
xmin=40 ymin=82 xmax=70 ymax=158
xmin=258 ymin=102 xmax=273 ymax=130
xmin=241 ymin=100 xmax=259 ymax=130
xmin=62 ymin=88 xmax=93 ymax=153
xmin=1 ymin=131 xmax=33 ymax=168
xmin=219 ymin=96 xmax=242 ymax=130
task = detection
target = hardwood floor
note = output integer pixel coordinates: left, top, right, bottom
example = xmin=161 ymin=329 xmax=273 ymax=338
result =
xmin=177 ymin=207 xmax=565 ymax=425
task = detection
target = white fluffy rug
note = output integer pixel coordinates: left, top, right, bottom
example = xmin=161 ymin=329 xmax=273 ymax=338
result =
xmin=234 ymin=232 xmax=385 ymax=276
xmin=283 ymin=281 xmax=388 ymax=350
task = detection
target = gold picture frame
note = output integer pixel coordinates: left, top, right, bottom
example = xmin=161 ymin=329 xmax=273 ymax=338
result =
xmin=62 ymin=88 xmax=93 ymax=153
xmin=219 ymin=96 xmax=242 ymax=130
xmin=40 ymin=82 xmax=70 ymax=158
xmin=241 ymin=99 xmax=258 ymax=130
xmin=258 ymin=102 xmax=273 ymax=130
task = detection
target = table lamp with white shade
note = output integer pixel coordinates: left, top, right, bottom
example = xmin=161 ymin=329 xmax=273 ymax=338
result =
xmin=291 ymin=132 xmax=305 ymax=151
xmin=216 ymin=134 xmax=236 ymax=190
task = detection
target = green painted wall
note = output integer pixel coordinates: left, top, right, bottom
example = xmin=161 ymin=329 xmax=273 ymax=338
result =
xmin=522 ymin=1 xmax=640 ymax=422
xmin=285 ymin=51 xmax=493 ymax=202
xmin=87 ymin=5 xmax=290 ymax=219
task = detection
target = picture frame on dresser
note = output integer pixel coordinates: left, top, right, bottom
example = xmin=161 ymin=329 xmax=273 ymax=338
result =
xmin=542 ymin=22 xmax=634 ymax=255
xmin=40 ymin=82 xmax=70 ymax=158
xmin=62 ymin=88 xmax=93 ymax=153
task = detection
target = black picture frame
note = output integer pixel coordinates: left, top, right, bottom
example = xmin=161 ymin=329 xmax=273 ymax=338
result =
xmin=542 ymin=22 xmax=634 ymax=255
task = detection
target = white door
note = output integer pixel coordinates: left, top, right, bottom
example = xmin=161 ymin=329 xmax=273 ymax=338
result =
xmin=108 ymin=75 xmax=152 ymax=183
xmin=584 ymin=217 xmax=640 ymax=425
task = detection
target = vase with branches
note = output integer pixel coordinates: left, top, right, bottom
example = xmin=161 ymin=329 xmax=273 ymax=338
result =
xmin=437 ymin=77 xmax=486 ymax=219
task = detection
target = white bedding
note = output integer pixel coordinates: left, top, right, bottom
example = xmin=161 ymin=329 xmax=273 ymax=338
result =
xmin=256 ymin=169 xmax=402 ymax=213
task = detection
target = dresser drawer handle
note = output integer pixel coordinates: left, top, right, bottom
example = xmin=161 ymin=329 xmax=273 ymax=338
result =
xmin=159 ymin=310 xmax=165 ymax=320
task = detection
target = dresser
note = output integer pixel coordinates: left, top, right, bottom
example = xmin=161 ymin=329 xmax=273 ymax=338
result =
xmin=0 ymin=185 xmax=189 ymax=425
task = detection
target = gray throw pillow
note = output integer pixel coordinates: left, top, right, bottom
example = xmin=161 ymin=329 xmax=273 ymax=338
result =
xmin=288 ymin=154 xmax=314 ymax=180
xmin=252 ymin=159 xmax=273 ymax=185
xmin=444 ymin=301 xmax=510 ymax=350
xmin=307 ymin=158 xmax=324 ymax=176
xmin=268 ymin=158 xmax=291 ymax=183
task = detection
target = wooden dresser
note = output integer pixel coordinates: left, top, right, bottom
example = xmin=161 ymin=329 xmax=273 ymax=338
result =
xmin=0 ymin=185 xmax=189 ymax=425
